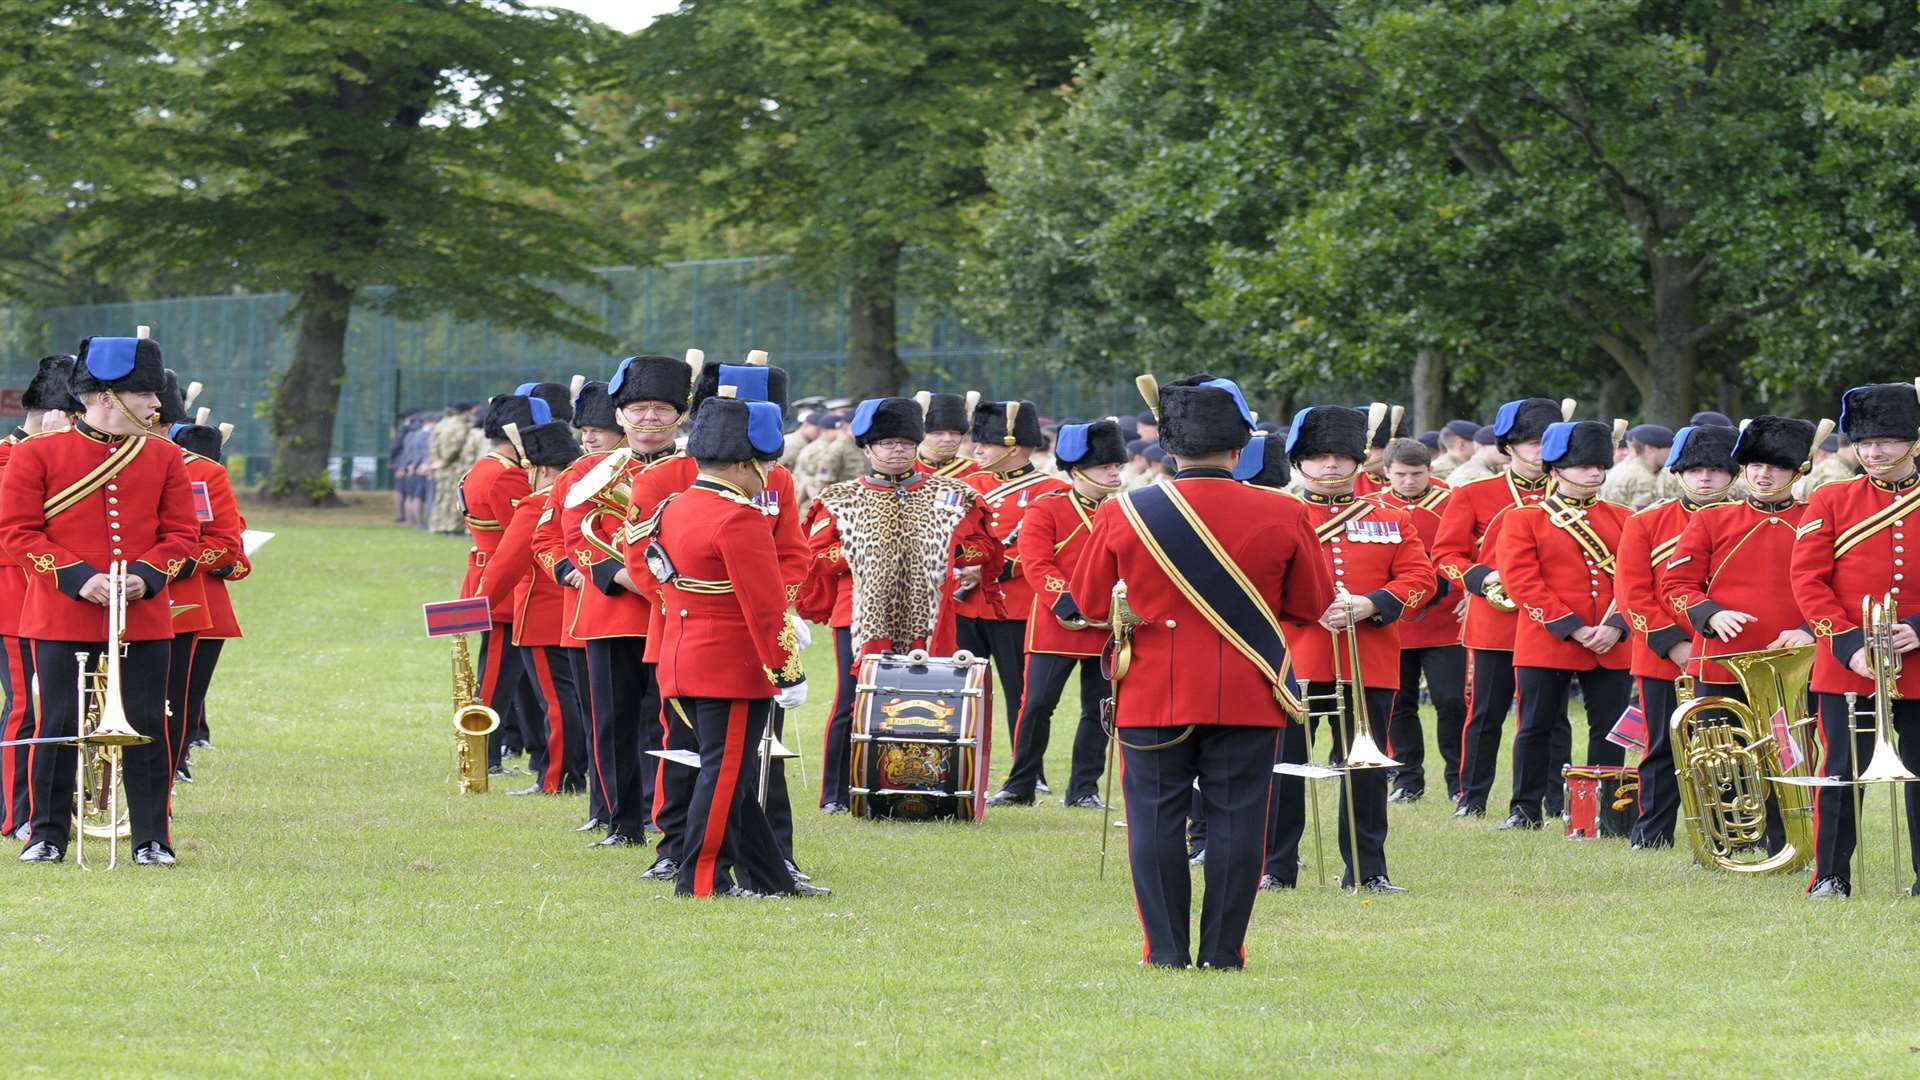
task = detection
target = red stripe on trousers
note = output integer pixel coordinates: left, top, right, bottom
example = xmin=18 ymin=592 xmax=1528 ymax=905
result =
xmin=478 ymin=625 xmax=508 ymax=701
xmin=529 ymin=648 xmax=566 ymax=792
xmin=692 ymin=700 xmax=749 ymax=898
xmin=1808 ymin=707 xmax=1829 ymax=893
xmin=0 ymin=637 xmax=30 ymax=833
xmin=651 ymin=699 xmax=672 ymax=824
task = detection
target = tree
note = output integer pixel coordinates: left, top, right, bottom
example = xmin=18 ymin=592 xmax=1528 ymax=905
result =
xmin=615 ymin=0 xmax=1086 ymax=400
xmin=977 ymin=2 xmax=1920 ymax=426
xmin=82 ymin=0 xmax=623 ymax=502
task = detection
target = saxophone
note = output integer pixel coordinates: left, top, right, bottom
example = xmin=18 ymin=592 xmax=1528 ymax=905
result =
xmin=451 ymin=635 xmax=500 ymax=794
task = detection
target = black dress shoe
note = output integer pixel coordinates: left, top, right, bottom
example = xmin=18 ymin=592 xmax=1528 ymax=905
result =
xmin=1036 ymin=780 xmax=1052 ymax=795
xmin=133 ymin=842 xmax=177 ymax=867
xmin=573 ymin=818 xmax=607 ymax=833
xmin=1387 ymin=788 xmax=1422 ymax=804
xmin=1452 ymin=803 xmax=1485 ymax=819
xmin=819 ymin=802 xmax=850 ymax=815
xmin=188 ymin=737 xmax=213 ymax=749
xmin=985 ymin=790 xmax=1034 ymax=807
xmin=508 ymin=784 xmax=544 ymax=796
xmin=591 ymin=832 xmax=643 ymax=848
xmin=1497 ymin=811 xmax=1541 ymax=831
xmin=487 ymin=765 xmax=507 ymax=777
xmin=174 ymin=768 xmax=192 ymax=784
xmin=640 ymin=857 xmax=680 ymax=880
xmin=789 ymin=880 xmax=832 ymax=897
xmin=1809 ymin=876 xmax=1850 ymax=900
xmin=1360 ymin=876 xmax=1407 ymax=894
xmin=1064 ymin=794 xmax=1104 ymax=810
xmin=1188 ymin=848 xmax=1206 ymax=865
xmin=18 ymin=840 xmax=62 ymax=862
xmin=1258 ymin=874 xmax=1294 ymax=891
xmin=785 ymin=859 xmax=811 ymax=883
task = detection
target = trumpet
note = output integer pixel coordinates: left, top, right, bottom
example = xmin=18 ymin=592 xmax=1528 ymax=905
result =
xmin=1843 ymin=592 xmax=1919 ymax=896
xmin=451 ymin=635 xmax=500 ymax=794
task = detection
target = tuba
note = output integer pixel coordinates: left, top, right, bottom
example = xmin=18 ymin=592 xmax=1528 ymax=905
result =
xmin=1668 ymin=644 xmax=1818 ymax=874
xmin=451 ymin=634 xmax=500 ymax=794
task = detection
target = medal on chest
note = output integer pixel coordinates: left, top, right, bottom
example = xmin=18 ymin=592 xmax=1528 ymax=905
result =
xmin=1344 ymin=519 xmax=1401 ymax=544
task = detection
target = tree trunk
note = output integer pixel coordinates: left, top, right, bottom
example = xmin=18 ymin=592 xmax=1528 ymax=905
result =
xmin=1595 ymin=365 xmax=1632 ymax=423
xmin=1640 ymin=255 xmax=1701 ymax=428
xmin=1411 ymin=350 xmax=1446 ymax=434
xmin=265 ymin=272 xmax=353 ymax=505
xmin=845 ymin=243 xmax=908 ymax=400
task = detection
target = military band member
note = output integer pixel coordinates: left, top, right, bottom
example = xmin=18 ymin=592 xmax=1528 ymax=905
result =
xmin=1444 ymin=424 xmax=1508 ymax=487
xmin=1613 ymin=424 xmax=1737 ymax=849
xmin=1789 ymin=383 xmax=1920 ymax=900
xmin=804 ymin=397 xmax=1003 ymax=811
xmin=988 ymin=419 xmax=1127 ymax=808
xmin=479 ymin=421 xmax=588 ymax=795
xmin=166 ymin=414 xmax=246 ymax=784
xmin=562 ymin=355 xmax=690 ymax=852
xmin=1434 ymin=398 xmax=1559 ymax=818
xmin=0 ymin=354 xmax=74 ymax=837
xmin=0 ymin=334 xmax=198 ymax=865
xmin=957 ymin=401 xmax=1064 ymax=751
xmin=172 ymin=420 xmax=249 ymax=757
xmin=152 ymin=373 xmax=215 ymax=783
xmin=1494 ymin=420 xmax=1633 ymax=830
xmin=1370 ymin=437 xmax=1464 ymax=803
xmin=461 ymin=392 xmax=550 ymax=769
xmin=1601 ymin=424 xmax=1678 ymax=510
xmin=1268 ymin=406 xmax=1433 ymax=892
xmin=1072 ymin=375 xmax=1335 ymax=968
xmin=913 ymin=391 xmax=984 ymax=480
xmin=652 ymin=392 xmax=825 ymax=898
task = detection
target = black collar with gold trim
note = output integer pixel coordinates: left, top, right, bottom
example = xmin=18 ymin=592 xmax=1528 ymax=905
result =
xmin=1173 ymin=467 xmax=1233 ymax=481
xmin=1870 ymin=471 xmax=1920 ymax=493
xmin=1302 ymin=489 xmax=1357 ymax=505
xmin=1748 ymin=496 xmax=1795 ymax=513
xmin=994 ymin=463 xmax=1036 ymax=481
xmin=75 ymin=419 xmax=128 ymax=444
xmin=1508 ymin=470 xmax=1548 ymax=491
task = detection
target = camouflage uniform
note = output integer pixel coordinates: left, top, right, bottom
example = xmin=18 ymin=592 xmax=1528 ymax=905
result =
xmin=1445 ymin=455 xmax=1502 ymax=487
xmin=1601 ymin=457 xmax=1678 ymax=509
xmin=428 ymin=412 xmax=471 ymax=533
xmin=1796 ymin=454 xmax=1856 ymax=500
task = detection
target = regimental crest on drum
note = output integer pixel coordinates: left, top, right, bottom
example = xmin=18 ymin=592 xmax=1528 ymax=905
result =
xmin=849 ymin=651 xmax=992 ymax=821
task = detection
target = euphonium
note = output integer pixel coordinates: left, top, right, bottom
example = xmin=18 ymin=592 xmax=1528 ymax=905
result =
xmin=563 ymin=447 xmax=633 ymax=515
xmin=1668 ymin=644 xmax=1818 ymax=874
xmin=451 ymin=634 xmax=500 ymax=794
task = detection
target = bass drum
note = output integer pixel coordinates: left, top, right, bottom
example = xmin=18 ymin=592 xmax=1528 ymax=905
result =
xmin=849 ymin=651 xmax=992 ymax=821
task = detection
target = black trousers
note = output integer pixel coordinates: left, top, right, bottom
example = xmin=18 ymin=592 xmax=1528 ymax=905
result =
xmin=479 ymin=627 xmax=540 ymax=767
xmin=1269 ymin=684 xmax=1395 ymax=885
xmin=184 ymin=637 xmax=224 ymax=744
xmin=165 ymin=631 xmax=197 ymax=775
xmin=1387 ymin=645 xmax=1467 ymax=798
xmin=656 ymin=698 xmax=700 ymax=862
xmin=1631 ymin=676 xmax=1681 ymax=846
xmin=1122 ymin=724 xmax=1278 ymax=969
xmin=1812 ymin=694 xmax=1920 ymax=888
xmin=585 ymin=637 xmax=657 ymax=839
xmin=1457 ymin=649 xmax=1518 ymax=811
xmin=1510 ymin=666 xmax=1631 ymax=822
xmin=30 ymin=639 xmax=173 ymax=850
xmin=568 ymin=648 xmax=606 ymax=820
xmin=675 ymin=697 xmax=796 ymax=898
xmin=818 ymin=627 xmax=858 ymax=808
xmin=760 ymin=705 xmax=795 ymax=861
xmin=1657 ymin=680 xmax=1787 ymax=854
xmin=957 ymin=617 xmax=1029 ymax=767
xmin=1000 ymin=652 xmax=1107 ymax=801
xmin=1 ymin=634 xmax=35 ymax=835
xmin=525 ymin=645 xmax=588 ymax=793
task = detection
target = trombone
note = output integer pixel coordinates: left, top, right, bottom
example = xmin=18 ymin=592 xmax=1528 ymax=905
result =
xmin=77 ymin=562 xmax=150 ymax=869
xmin=1296 ymin=592 xmax=1399 ymax=890
xmin=1842 ymin=592 xmax=1919 ymax=897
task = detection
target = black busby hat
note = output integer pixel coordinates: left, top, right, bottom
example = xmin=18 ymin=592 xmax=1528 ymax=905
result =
xmin=22 ymin=355 xmax=75 ymax=412
xmin=1155 ymin=375 xmax=1255 ymax=458
xmin=71 ymin=335 xmax=167 ymax=395
xmin=1540 ymin=420 xmax=1614 ymax=470
xmin=1733 ymin=416 xmax=1818 ymax=471
xmin=515 ymin=382 xmax=575 ymax=425
xmin=688 ymin=392 xmax=786 ymax=464
xmin=608 ymin=354 xmax=694 ymax=411
xmin=1233 ymin=432 xmax=1292 ymax=488
xmin=169 ymin=422 xmax=223 ymax=462
xmin=1286 ymin=405 xmax=1368 ymax=463
xmin=692 ymin=355 xmax=789 ymax=416
xmin=1839 ymin=383 xmax=1920 ymax=442
xmin=573 ymin=380 xmax=617 ymax=431
xmin=1492 ymin=397 xmax=1563 ymax=451
xmin=1054 ymin=419 xmax=1128 ymax=470
xmin=918 ymin=391 xmax=976 ymax=434
xmin=520 ymin=420 xmax=582 ymax=469
xmin=1663 ymin=423 xmax=1737 ymax=474
xmin=483 ymin=393 xmax=549 ymax=441
xmin=156 ymin=370 xmax=190 ymax=425
xmin=970 ymin=400 xmax=1043 ymax=449
xmin=850 ymin=397 xmax=925 ymax=447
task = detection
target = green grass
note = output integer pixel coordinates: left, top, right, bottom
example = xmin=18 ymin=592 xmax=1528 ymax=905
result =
xmin=7 ymin=496 xmax=1920 ymax=1077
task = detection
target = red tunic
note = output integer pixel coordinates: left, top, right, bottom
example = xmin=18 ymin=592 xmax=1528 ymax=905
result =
xmin=914 ymin=455 xmax=984 ymax=482
xmin=564 ymin=450 xmax=668 ymax=640
xmin=532 ymin=451 xmax=605 ymax=642
xmin=797 ymin=498 xmax=852 ymax=629
xmin=654 ymin=483 xmax=804 ymax=700
xmin=1614 ymin=498 xmax=1718 ymax=681
xmin=459 ymin=452 xmax=516 ymax=605
xmin=1494 ymin=497 xmax=1633 ymax=671
xmin=0 ymin=430 xmax=26 ymax=637
xmin=1431 ymin=472 xmax=1550 ymax=651
xmin=479 ymin=488 xmax=579 ymax=648
xmin=1280 ymin=496 xmax=1434 ymax=690
xmin=0 ymin=425 xmax=198 ymax=642
xmin=168 ymin=454 xmax=244 ymax=637
xmin=1368 ymin=483 xmax=1459 ymax=649
xmin=1017 ymin=489 xmax=1110 ymax=658
xmin=1789 ymin=475 xmax=1920 ymax=696
xmin=956 ymin=465 xmax=1068 ymax=622
xmin=1664 ymin=498 xmax=1807 ymax=684
xmin=1070 ymin=475 xmax=1336 ymax=728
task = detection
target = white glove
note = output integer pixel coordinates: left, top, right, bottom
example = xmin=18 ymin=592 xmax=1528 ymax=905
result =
xmin=775 ymin=680 xmax=809 ymax=710
xmin=790 ymin=612 xmax=813 ymax=650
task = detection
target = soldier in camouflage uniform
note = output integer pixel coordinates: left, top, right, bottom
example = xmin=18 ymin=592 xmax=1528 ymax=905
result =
xmin=1601 ymin=424 xmax=1679 ymax=509
xmin=428 ymin=405 xmax=473 ymax=535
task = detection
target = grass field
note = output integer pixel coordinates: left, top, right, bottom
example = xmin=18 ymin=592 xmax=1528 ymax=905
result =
xmin=7 ymin=496 xmax=1920 ymax=1077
